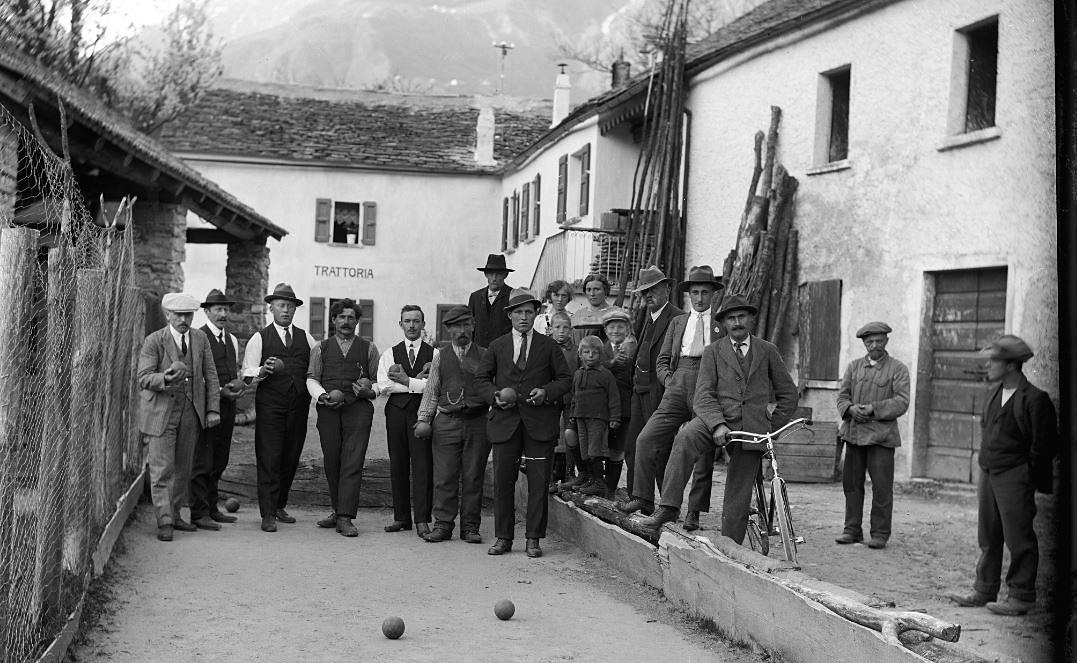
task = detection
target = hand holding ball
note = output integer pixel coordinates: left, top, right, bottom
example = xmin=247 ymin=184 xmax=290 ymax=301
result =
xmin=381 ymin=616 xmax=405 ymax=639
xmin=327 ymin=389 xmax=344 ymax=405
xmin=496 ymin=387 xmax=517 ymax=408
xmin=414 ymin=421 xmax=432 ymax=439
xmin=494 ymin=599 xmax=515 ymax=620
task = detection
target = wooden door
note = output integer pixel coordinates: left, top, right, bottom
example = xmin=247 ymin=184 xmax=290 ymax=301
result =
xmin=923 ymin=267 xmax=1006 ymax=482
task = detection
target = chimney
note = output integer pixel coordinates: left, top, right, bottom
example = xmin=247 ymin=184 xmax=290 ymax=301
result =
xmin=474 ymin=106 xmax=496 ymax=165
xmin=611 ymin=54 xmax=631 ymax=89
xmin=551 ymin=63 xmax=571 ymax=128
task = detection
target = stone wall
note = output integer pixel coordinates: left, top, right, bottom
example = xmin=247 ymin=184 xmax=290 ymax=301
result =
xmin=132 ymin=202 xmax=186 ymax=300
xmin=225 ymin=239 xmax=269 ymax=339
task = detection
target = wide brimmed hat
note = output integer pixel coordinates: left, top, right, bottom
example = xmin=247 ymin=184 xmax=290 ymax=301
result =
xmin=264 ymin=283 xmax=304 ymax=307
xmin=477 ymin=253 xmax=514 ymax=273
xmin=679 ymin=265 xmax=724 ymax=292
xmin=503 ymin=288 xmax=542 ymax=312
xmin=632 ymin=265 xmax=673 ymax=293
xmin=441 ymin=305 xmax=474 ymax=327
xmin=713 ymin=293 xmax=758 ymax=321
xmin=201 ymin=288 xmax=236 ymax=309
xmin=601 ymin=307 xmax=631 ymax=326
xmin=161 ymin=292 xmax=200 ymax=313
xmin=856 ymin=321 xmax=892 ymax=338
xmin=981 ymin=334 xmax=1034 ymax=362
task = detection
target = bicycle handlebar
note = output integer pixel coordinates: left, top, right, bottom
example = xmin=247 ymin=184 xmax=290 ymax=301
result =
xmin=726 ymin=417 xmax=813 ymax=445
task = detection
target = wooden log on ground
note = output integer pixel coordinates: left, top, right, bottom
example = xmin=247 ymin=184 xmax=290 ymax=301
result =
xmin=555 ymin=488 xmax=659 ymax=545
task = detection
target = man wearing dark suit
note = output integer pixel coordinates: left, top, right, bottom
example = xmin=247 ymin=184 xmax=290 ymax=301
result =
xmin=189 ymin=289 xmax=246 ymax=530
xmin=641 ymin=293 xmax=797 ymax=544
xmin=951 ymin=335 xmax=1057 ymax=616
xmin=618 ymin=266 xmax=724 ymax=529
xmin=137 ymin=293 xmax=221 ymax=542
xmin=241 ymin=283 xmax=318 ymax=533
xmin=475 ymin=289 xmax=572 ymax=558
xmin=468 ymin=254 xmax=514 ymax=348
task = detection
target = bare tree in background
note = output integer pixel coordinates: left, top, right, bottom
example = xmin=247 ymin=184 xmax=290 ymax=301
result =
xmin=0 ymin=0 xmax=114 ymax=86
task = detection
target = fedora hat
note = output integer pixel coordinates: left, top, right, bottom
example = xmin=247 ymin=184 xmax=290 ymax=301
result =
xmin=981 ymin=334 xmax=1034 ymax=362
xmin=713 ymin=293 xmax=758 ymax=321
xmin=503 ymin=288 xmax=542 ymax=312
xmin=678 ymin=265 xmax=724 ymax=292
xmin=161 ymin=292 xmax=200 ymax=313
xmin=201 ymin=288 xmax=236 ymax=309
xmin=264 ymin=283 xmax=304 ymax=307
xmin=477 ymin=253 xmax=514 ymax=273
xmin=632 ymin=265 xmax=673 ymax=292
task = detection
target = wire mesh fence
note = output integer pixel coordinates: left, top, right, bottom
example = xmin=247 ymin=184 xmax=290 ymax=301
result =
xmin=0 ymin=104 xmax=145 ymax=663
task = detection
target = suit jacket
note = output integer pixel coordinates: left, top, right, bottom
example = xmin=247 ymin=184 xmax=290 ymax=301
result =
xmin=980 ymin=375 xmax=1058 ymax=494
xmin=693 ymin=334 xmax=797 ymax=436
xmin=468 ymin=285 xmax=513 ymax=348
xmin=631 ymin=303 xmax=684 ymax=394
xmin=137 ymin=326 xmax=220 ymax=437
xmin=836 ymin=353 xmax=910 ymax=448
xmin=475 ymin=330 xmax=572 ymax=443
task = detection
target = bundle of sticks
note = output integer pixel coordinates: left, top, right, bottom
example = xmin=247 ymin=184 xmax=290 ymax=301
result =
xmin=722 ymin=106 xmax=799 ymax=344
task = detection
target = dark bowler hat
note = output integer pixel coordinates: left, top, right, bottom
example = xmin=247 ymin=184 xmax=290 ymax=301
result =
xmin=201 ymin=288 xmax=235 ymax=309
xmin=679 ymin=265 xmax=724 ymax=292
xmin=856 ymin=321 xmax=892 ymax=338
xmin=442 ymin=305 xmax=473 ymax=327
xmin=713 ymin=293 xmax=758 ymax=321
xmin=477 ymin=253 xmax=514 ymax=273
xmin=503 ymin=288 xmax=542 ymax=313
xmin=981 ymin=334 xmax=1034 ymax=362
xmin=632 ymin=265 xmax=674 ymax=292
xmin=264 ymin=283 xmax=304 ymax=307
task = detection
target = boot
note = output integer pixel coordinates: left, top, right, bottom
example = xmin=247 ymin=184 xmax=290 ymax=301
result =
xmin=549 ymin=452 xmax=566 ymax=493
xmin=639 ymin=506 xmax=679 ymax=530
xmin=564 ymin=449 xmax=591 ymax=489
xmin=580 ymin=459 xmax=609 ymax=496
xmin=605 ymin=458 xmax=623 ymax=494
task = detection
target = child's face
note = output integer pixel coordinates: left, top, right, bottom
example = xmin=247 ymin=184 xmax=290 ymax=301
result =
xmin=579 ymin=346 xmax=601 ymax=367
xmin=605 ymin=321 xmax=629 ymax=344
xmin=550 ymin=319 xmax=572 ymax=343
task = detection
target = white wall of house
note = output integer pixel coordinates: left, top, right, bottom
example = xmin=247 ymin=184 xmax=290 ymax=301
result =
xmin=684 ymin=0 xmax=1055 ymax=480
xmin=181 ymin=158 xmax=500 ymax=350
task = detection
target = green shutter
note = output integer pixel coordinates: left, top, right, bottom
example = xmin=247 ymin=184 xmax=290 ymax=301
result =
xmin=501 ymin=197 xmax=509 ymax=252
xmin=361 ymin=202 xmax=377 ymax=245
xmin=578 ymin=143 xmax=590 ymax=216
xmin=359 ymin=298 xmax=374 ymax=342
xmin=315 ymin=198 xmax=332 ymax=242
xmin=797 ymin=279 xmax=842 ymax=381
xmin=309 ymin=297 xmax=326 ymax=340
xmin=511 ymin=191 xmax=520 ymax=249
xmin=556 ymin=155 xmax=567 ymax=224
xmin=532 ymin=173 xmax=541 ymax=236
xmin=521 ymin=183 xmax=530 ymax=241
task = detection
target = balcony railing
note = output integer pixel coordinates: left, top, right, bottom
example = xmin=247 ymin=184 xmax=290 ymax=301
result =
xmin=529 ymin=218 xmax=655 ymax=294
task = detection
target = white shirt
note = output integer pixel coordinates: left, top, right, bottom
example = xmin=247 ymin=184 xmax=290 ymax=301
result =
xmin=487 ymin=287 xmax=501 ymax=304
xmin=649 ymin=302 xmax=669 ymax=322
xmin=376 ymin=338 xmax=428 ymax=395
xmin=203 ymin=320 xmax=240 ymax=357
xmin=512 ymin=328 xmax=533 ymax=365
xmin=730 ymin=335 xmax=751 ymax=357
xmin=1001 ymin=387 xmax=1016 ymax=406
xmin=240 ymin=323 xmax=319 ymax=381
xmin=167 ymin=326 xmax=190 ymax=355
xmin=680 ymin=309 xmax=712 ymax=356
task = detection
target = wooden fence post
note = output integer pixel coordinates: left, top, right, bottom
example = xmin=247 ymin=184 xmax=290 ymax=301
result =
xmin=125 ymin=286 xmax=145 ymax=474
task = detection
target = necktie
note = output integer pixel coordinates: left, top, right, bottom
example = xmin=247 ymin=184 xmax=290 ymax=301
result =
xmin=284 ymin=327 xmax=292 ymax=348
xmin=180 ymin=334 xmax=187 ymax=357
xmin=219 ymin=332 xmax=225 ymax=346
xmin=516 ymin=334 xmax=528 ymax=370
xmin=689 ymin=313 xmax=705 ymax=356
xmin=736 ymin=342 xmax=746 ymax=358
xmin=408 ymin=344 xmax=416 ymax=367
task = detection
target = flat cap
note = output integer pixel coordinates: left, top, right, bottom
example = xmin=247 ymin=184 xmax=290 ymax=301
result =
xmin=856 ymin=321 xmax=892 ymax=338
xmin=161 ymin=292 xmax=200 ymax=313
xmin=981 ymin=334 xmax=1034 ymax=362
xmin=601 ymin=307 xmax=631 ymax=326
xmin=441 ymin=305 xmax=473 ymax=327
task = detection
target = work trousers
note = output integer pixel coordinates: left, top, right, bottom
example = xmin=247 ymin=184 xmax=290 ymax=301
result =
xmin=190 ymin=397 xmax=236 ymax=520
xmin=624 ymin=385 xmax=662 ymax=495
xmin=431 ymin=413 xmax=491 ymax=533
xmin=493 ymin=423 xmax=554 ymax=540
xmin=974 ymin=463 xmax=1038 ymax=602
xmin=841 ymin=443 xmax=895 ymax=542
xmin=145 ymin=396 xmax=200 ymax=526
xmin=657 ymin=417 xmax=718 ymax=513
xmin=254 ymin=389 xmax=310 ymax=518
xmin=385 ymin=400 xmax=433 ymax=524
xmin=720 ymin=440 xmax=764 ymax=545
xmin=317 ymin=399 xmax=374 ymax=519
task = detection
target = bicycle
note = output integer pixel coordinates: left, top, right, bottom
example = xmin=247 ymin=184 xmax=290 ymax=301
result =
xmin=727 ymin=417 xmax=813 ymax=565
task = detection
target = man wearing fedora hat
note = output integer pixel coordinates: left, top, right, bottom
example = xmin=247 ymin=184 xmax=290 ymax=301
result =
xmin=641 ymin=293 xmax=797 ymax=542
xmin=950 ymin=335 xmax=1057 ymax=616
xmin=137 ymin=292 xmax=221 ymax=542
xmin=241 ymin=283 xmax=319 ymax=532
xmin=475 ymin=289 xmax=572 ymax=558
xmin=189 ymin=289 xmax=246 ymax=530
xmin=468 ymin=254 xmax=514 ymax=348
xmin=835 ymin=321 xmax=910 ymax=550
xmin=618 ymin=266 xmax=723 ymax=528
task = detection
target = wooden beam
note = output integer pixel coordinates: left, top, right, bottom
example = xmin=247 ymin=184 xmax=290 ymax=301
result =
xmin=149 ymin=168 xmax=161 ymax=182
xmin=121 ymin=153 xmax=134 ymax=168
xmin=186 ymin=227 xmax=240 ymax=244
xmin=93 ymin=137 xmax=106 ymax=152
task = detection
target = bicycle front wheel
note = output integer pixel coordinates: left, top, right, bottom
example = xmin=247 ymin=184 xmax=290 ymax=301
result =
xmin=771 ymin=478 xmax=797 ymax=565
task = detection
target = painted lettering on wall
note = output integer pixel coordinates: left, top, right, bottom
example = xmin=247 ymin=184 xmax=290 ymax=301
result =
xmin=314 ymin=265 xmax=375 ymax=279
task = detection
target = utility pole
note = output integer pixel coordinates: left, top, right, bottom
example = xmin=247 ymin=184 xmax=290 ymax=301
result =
xmin=492 ymin=40 xmax=515 ymax=95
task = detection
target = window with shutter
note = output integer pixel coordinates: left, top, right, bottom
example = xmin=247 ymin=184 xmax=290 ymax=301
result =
xmin=315 ymin=199 xmax=332 ymax=242
xmin=511 ymin=191 xmax=520 ymax=249
xmin=577 ymin=143 xmax=590 ymax=216
xmin=532 ymin=173 xmax=541 ymax=236
xmin=501 ymin=197 xmax=509 ymax=252
xmin=309 ymin=297 xmax=326 ymax=340
xmin=797 ymin=279 xmax=842 ymax=381
xmin=521 ymin=183 xmax=530 ymax=241
xmin=361 ymin=202 xmax=377 ymax=245
xmin=556 ymin=155 xmax=567 ymax=224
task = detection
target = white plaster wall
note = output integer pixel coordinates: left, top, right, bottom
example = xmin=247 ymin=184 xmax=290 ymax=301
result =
xmin=684 ymin=0 xmax=1056 ymax=478
xmin=181 ymin=160 xmax=500 ymax=350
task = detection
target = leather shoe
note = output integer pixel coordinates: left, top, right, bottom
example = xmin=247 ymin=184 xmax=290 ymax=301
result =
xmin=416 ymin=523 xmax=432 ymax=538
xmin=384 ymin=520 xmax=413 ymax=532
xmin=274 ymin=509 xmax=296 ymax=524
xmin=336 ymin=516 xmax=359 ymax=537
xmin=948 ymin=591 xmax=995 ymax=607
xmin=525 ymin=538 xmax=542 ymax=558
xmin=615 ymin=498 xmax=654 ymax=516
xmin=210 ymin=511 xmax=237 ymax=524
xmin=461 ymin=530 xmax=483 ymax=544
xmin=156 ymin=525 xmax=173 ymax=542
xmin=423 ymin=527 xmax=453 ymax=543
xmin=639 ymin=506 xmax=679 ymax=530
xmin=579 ymin=478 xmax=608 ymax=497
xmin=867 ymin=537 xmax=887 ymax=549
xmin=834 ymin=532 xmax=862 ymax=544
xmin=173 ymin=519 xmax=197 ymax=532
xmin=261 ymin=516 xmax=277 ymax=532
xmin=317 ymin=513 xmax=338 ymax=528
xmin=986 ymin=597 xmax=1036 ymax=616
xmin=193 ymin=516 xmax=221 ymax=531
xmin=487 ymin=538 xmax=513 ymax=555
xmin=683 ymin=511 xmax=700 ymax=531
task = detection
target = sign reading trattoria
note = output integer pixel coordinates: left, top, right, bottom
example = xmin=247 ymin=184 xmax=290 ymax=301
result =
xmin=314 ymin=265 xmax=375 ymax=279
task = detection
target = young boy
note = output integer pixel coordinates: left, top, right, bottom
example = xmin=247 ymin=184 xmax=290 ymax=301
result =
xmin=569 ymin=336 xmax=622 ymax=497
xmin=602 ymin=307 xmax=637 ymax=497
xmin=548 ymin=312 xmax=578 ymax=492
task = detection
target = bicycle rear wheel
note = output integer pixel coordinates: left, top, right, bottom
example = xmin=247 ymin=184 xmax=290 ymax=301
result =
xmin=746 ymin=513 xmax=769 ymax=556
xmin=771 ymin=477 xmax=797 ymax=565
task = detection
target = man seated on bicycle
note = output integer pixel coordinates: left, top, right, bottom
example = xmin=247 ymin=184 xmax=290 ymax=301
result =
xmin=640 ymin=293 xmax=797 ymax=545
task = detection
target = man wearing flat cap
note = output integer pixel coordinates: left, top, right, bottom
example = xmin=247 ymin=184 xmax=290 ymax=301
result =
xmin=241 ymin=283 xmax=319 ymax=532
xmin=475 ymin=288 xmax=572 ymax=558
xmin=137 ymin=293 xmax=221 ymax=542
xmin=189 ymin=289 xmax=246 ymax=530
xmin=414 ymin=305 xmax=490 ymax=544
xmin=951 ymin=335 xmax=1057 ymax=616
xmin=835 ymin=321 xmax=910 ymax=550
xmin=468 ymin=254 xmax=514 ymax=347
